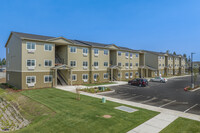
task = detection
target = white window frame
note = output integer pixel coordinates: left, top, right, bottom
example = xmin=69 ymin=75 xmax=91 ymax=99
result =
xmin=104 ymin=62 xmax=108 ymax=67
xmin=27 ymin=59 xmax=36 ymax=67
xmin=118 ymin=51 xmax=122 ymax=56
xmin=135 ymin=63 xmax=139 ymax=67
xmin=26 ymin=76 xmax=36 ymax=84
xmin=82 ymin=74 xmax=88 ymax=80
xmin=83 ymin=48 xmax=88 ymax=56
xmin=118 ymin=72 xmax=121 ymax=78
xmin=104 ymin=50 xmax=109 ymax=55
xmin=70 ymin=61 xmax=77 ymax=67
xmin=94 ymin=61 xmax=99 ymax=67
xmin=93 ymin=73 xmax=99 ymax=80
xmin=44 ymin=75 xmax=53 ymax=83
xmin=125 ymin=72 xmax=129 ymax=79
xmin=130 ymin=53 xmax=133 ymax=59
xmin=94 ymin=48 xmax=99 ymax=56
xmin=44 ymin=60 xmax=52 ymax=67
xmin=83 ymin=61 xmax=88 ymax=67
xmin=71 ymin=74 xmax=77 ymax=81
xmin=118 ymin=62 xmax=122 ymax=67
xmin=26 ymin=42 xmax=36 ymax=50
xmin=104 ymin=73 xmax=108 ymax=79
xmin=130 ymin=72 xmax=133 ymax=78
xmin=125 ymin=52 xmax=129 ymax=58
xmin=135 ymin=54 xmax=139 ymax=57
xmin=70 ymin=46 xmax=77 ymax=53
xmin=130 ymin=63 xmax=133 ymax=68
xmin=44 ymin=44 xmax=53 ymax=51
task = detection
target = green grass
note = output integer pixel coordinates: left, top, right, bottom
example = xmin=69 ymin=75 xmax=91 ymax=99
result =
xmin=84 ymin=82 xmax=116 ymax=86
xmin=12 ymin=88 xmax=159 ymax=133
xmin=161 ymin=117 xmax=200 ymax=133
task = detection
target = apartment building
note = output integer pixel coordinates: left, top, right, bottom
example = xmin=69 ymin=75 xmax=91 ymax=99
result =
xmin=5 ymin=32 xmax=143 ymax=89
xmin=142 ymin=51 xmax=186 ymax=77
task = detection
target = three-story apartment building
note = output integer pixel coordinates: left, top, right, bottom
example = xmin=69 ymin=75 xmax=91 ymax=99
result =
xmin=5 ymin=32 xmax=186 ymax=89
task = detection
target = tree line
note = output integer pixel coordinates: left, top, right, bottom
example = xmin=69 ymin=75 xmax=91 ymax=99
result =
xmin=0 ymin=58 xmax=6 ymax=65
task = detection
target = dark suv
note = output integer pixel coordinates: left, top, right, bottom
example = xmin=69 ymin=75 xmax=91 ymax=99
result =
xmin=128 ymin=78 xmax=148 ymax=87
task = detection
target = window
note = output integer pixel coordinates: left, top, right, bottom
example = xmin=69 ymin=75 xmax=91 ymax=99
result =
xmin=104 ymin=62 xmax=108 ymax=67
xmin=94 ymin=49 xmax=99 ymax=55
xmin=82 ymin=74 xmax=88 ymax=80
xmin=70 ymin=46 xmax=77 ymax=53
xmin=72 ymin=75 xmax=77 ymax=81
xmin=135 ymin=72 xmax=139 ymax=75
xmin=125 ymin=52 xmax=129 ymax=57
xmin=94 ymin=62 xmax=98 ymax=66
xmin=94 ymin=74 xmax=98 ymax=79
xmin=125 ymin=63 xmax=129 ymax=67
xmin=70 ymin=61 xmax=76 ymax=67
xmin=83 ymin=61 xmax=88 ymax=67
xmin=162 ymin=56 xmax=165 ymax=59
xmin=83 ymin=48 xmax=88 ymax=54
xmin=104 ymin=73 xmax=108 ymax=79
xmin=118 ymin=51 xmax=122 ymax=56
xmin=136 ymin=54 xmax=139 ymax=57
xmin=130 ymin=63 xmax=133 ymax=67
xmin=7 ymin=74 xmax=9 ymax=81
xmin=26 ymin=76 xmax=36 ymax=84
xmin=163 ymin=64 xmax=164 ymax=66
xmin=27 ymin=60 xmax=36 ymax=67
xmin=8 ymin=48 xmax=9 ymax=54
xmin=136 ymin=63 xmax=138 ymax=66
xmin=118 ymin=73 xmax=121 ymax=78
xmin=118 ymin=62 xmax=122 ymax=67
xmin=44 ymin=75 xmax=52 ymax=83
xmin=44 ymin=44 xmax=52 ymax=51
xmin=104 ymin=50 xmax=108 ymax=55
xmin=159 ymin=64 xmax=161 ymax=66
xmin=125 ymin=72 xmax=129 ymax=77
xmin=45 ymin=60 xmax=52 ymax=67
xmin=175 ymin=64 xmax=176 ymax=67
xmin=27 ymin=42 xmax=36 ymax=50
xmin=130 ymin=53 xmax=133 ymax=58
xmin=130 ymin=72 xmax=133 ymax=77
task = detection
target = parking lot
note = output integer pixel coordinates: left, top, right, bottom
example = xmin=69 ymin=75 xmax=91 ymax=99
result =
xmin=101 ymin=76 xmax=200 ymax=115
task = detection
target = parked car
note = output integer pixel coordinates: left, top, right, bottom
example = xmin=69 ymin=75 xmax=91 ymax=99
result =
xmin=150 ymin=77 xmax=167 ymax=83
xmin=128 ymin=78 xmax=148 ymax=87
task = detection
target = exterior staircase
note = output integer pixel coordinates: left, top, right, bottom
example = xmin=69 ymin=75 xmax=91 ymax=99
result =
xmin=57 ymin=70 xmax=68 ymax=86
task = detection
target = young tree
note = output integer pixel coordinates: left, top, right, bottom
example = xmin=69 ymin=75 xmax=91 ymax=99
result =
xmin=2 ymin=58 xmax=6 ymax=65
xmin=0 ymin=58 xmax=2 ymax=65
xmin=173 ymin=52 xmax=176 ymax=55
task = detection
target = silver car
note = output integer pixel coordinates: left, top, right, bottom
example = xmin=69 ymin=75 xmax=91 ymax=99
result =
xmin=150 ymin=77 xmax=167 ymax=83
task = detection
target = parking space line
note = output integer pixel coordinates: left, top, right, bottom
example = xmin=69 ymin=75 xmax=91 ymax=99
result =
xmin=184 ymin=104 xmax=198 ymax=113
xmin=141 ymin=97 xmax=156 ymax=104
xmin=159 ymin=100 xmax=176 ymax=108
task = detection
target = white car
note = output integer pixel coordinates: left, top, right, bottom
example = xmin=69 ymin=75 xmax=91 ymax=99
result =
xmin=150 ymin=77 xmax=167 ymax=83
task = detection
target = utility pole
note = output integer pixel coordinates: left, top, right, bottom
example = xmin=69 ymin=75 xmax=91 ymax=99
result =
xmin=191 ymin=53 xmax=195 ymax=89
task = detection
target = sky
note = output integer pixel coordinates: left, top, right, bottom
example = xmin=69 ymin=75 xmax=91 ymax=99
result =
xmin=0 ymin=0 xmax=200 ymax=61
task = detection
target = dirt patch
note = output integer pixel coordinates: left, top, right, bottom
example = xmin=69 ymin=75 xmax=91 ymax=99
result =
xmin=103 ymin=115 xmax=112 ymax=118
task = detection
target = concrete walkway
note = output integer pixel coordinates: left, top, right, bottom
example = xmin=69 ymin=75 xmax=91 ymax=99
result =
xmin=127 ymin=113 xmax=178 ymax=133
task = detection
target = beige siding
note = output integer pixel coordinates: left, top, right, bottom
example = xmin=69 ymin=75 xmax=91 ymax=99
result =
xmin=21 ymin=40 xmax=55 ymax=72
xmin=6 ymin=34 xmax=22 ymax=71
xmin=144 ymin=53 xmax=158 ymax=69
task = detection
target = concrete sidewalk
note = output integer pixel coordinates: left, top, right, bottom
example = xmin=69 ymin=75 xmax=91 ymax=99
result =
xmin=127 ymin=113 xmax=178 ymax=133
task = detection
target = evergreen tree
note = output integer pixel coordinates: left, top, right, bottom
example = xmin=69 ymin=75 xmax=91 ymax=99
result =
xmin=173 ymin=52 xmax=176 ymax=55
xmin=2 ymin=58 xmax=6 ymax=65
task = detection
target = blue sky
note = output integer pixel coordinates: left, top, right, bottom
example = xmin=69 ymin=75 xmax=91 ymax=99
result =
xmin=0 ymin=0 xmax=200 ymax=60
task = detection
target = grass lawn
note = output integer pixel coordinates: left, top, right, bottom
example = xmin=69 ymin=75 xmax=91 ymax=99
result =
xmin=84 ymin=82 xmax=117 ymax=86
xmin=11 ymin=88 xmax=159 ymax=133
xmin=161 ymin=117 xmax=200 ymax=133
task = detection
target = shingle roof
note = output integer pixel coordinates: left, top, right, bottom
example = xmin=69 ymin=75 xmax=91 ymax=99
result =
xmin=13 ymin=32 xmax=54 ymax=40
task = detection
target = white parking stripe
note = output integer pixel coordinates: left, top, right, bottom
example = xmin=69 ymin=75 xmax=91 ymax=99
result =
xmin=141 ymin=97 xmax=157 ymax=104
xmin=184 ymin=104 xmax=198 ymax=113
xmin=159 ymin=100 xmax=176 ymax=108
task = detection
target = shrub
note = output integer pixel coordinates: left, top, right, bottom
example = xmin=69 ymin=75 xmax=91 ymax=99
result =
xmin=8 ymin=85 xmax=13 ymax=88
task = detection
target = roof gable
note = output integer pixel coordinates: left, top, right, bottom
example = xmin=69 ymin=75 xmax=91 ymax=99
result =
xmin=105 ymin=44 xmax=119 ymax=49
xmin=47 ymin=37 xmax=74 ymax=44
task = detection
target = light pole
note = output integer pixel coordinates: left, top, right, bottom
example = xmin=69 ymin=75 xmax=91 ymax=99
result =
xmin=191 ymin=53 xmax=195 ymax=89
